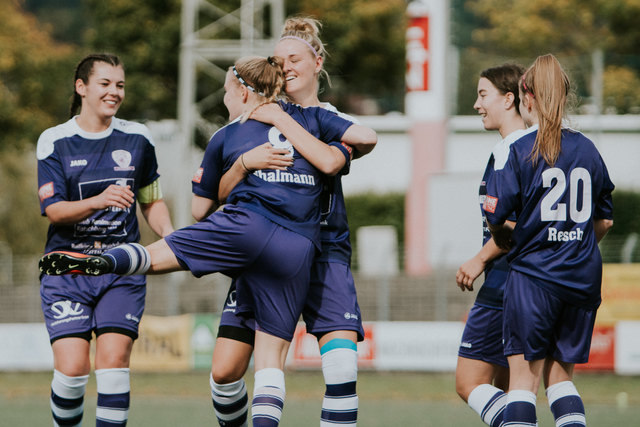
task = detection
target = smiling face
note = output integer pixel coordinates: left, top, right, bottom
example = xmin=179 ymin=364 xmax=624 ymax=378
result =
xmin=473 ymin=77 xmax=510 ymax=132
xmin=273 ymin=38 xmax=322 ymax=105
xmin=76 ymin=61 xmax=125 ymax=121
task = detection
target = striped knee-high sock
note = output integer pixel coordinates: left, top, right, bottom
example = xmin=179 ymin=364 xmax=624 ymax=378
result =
xmin=252 ymin=368 xmax=286 ymax=427
xmin=50 ymin=370 xmax=88 ymax=427
xmin=503 ymin=389 xmax=537 ymax=427
xmin=210 ymin=373 xmax=249 ymax=427
xmin=468 ymin=384 xmax=507 ymax=427
xmin=103 ymin=243 xmax=151 ymax=275
xmin=320 ymin=338 xmax=358 ymax=426
xmin=546 ymin=381 xmax=586 ymax=427
xmin=95 ymin=368 xmax=130 ymax=426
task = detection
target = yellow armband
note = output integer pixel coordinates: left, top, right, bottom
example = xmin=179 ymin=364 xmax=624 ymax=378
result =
xmin=137 ymin=179 xmax=163 ymax=203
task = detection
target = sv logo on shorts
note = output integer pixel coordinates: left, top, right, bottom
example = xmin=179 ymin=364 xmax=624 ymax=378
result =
xmin=51 ymin=300 xmax=84 ymax=319
xmin=226 ymin=290 xmax=237 ymax=308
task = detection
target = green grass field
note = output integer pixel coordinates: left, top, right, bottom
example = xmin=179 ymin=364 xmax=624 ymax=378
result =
xmin=2 ymin=370 xmax=639 ymax=426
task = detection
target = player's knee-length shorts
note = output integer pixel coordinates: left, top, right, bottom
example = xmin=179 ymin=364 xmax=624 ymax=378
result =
xmin=302 ymin=261 xmax=365 ymax=341
xmin=503 ymin=269 xmax=597 ymax=363
xmin=40 ymin=273 xmax=146 ymax=343
xmin=164 ymin=205 xmax=315 ymax=341
xmin=458 ymin=303 xmax=508 ymax=367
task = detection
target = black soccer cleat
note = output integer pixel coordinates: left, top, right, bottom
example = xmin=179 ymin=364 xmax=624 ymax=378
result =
xmin=39 ymin=251 xmax=113 ymax=276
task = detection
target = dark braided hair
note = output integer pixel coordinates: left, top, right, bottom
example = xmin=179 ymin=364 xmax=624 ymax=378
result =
xmin=69 ymin=54 xmax=123 ymax=118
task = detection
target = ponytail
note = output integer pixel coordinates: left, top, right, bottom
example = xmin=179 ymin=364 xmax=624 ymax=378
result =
xmin=521 ymin=54 xmax=570 ymax=166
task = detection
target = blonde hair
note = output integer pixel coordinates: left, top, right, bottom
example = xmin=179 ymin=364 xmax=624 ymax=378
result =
xmin=280 ymin=16 xmax=330 ymax=85
xmin=230 ymin=55 xmax=286 ymax=122
xmin=521 ymin=54 xmax=570 ymax=166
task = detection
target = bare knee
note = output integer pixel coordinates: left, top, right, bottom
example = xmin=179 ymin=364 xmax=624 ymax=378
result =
xmin=455 ymin=376 xmax=473 ymax=402
xmin=211 ymin=364 xmax=246 ymax=384
xmin=95 ymin=333 xmax=133 ymax=369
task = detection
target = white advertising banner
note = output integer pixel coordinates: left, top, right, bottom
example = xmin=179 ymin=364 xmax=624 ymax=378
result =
xmin=0 ymin=323 xmax=53 ymax=370
xmin=373 ymin=321 xmax=463 ymax=371
xmin=615 ymin=321 xmax=640 ymax=375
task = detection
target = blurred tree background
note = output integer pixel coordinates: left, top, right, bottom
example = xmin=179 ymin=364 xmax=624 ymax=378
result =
xmin=1 ymin=0 xmax=639 ymax=255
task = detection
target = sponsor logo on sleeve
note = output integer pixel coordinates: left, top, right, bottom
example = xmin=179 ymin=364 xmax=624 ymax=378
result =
xmin=193 ymin=167 xmax=203 ymax=183
xmin=38 ymin=182 xmax=54 ymax=202
xmin=483 ymin=195 xmax=498 ymax=213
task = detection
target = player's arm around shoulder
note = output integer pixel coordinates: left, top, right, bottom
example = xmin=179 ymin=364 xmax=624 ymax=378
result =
xmin=252 ymin=103 xmax=349 ymax=175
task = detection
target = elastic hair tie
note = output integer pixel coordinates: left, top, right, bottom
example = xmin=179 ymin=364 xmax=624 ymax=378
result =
xmin=280 ymin=36 xmax=319 ymax=58
xmin=232 ymin=66 xmax=265 ymax=96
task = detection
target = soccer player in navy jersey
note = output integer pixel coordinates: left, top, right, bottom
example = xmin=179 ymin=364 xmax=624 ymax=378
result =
xmin=454 ymin=63 xmax=528 ymax=427
xmin=203 ymin=17 xmax=375 ymax=427
xmin=40 ymin=54 xmax=377 ymax=427
xmin=483 ymin=54 xmax=614 ymax=426
xmin=36 ymin=54 xmax=174 ymax=426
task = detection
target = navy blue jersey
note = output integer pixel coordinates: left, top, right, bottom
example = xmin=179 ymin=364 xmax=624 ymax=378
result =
xmin=192 ymin=101 xmax=352 ymax=247
xmin=317 ymin=104 xmax=356 ymax=263
xmin=37 ymin=117 xmax=160 ymax=255
xmin=476 ymin=128 xmax=529 ymax=308
xmin=484 ymin=126 xmax=614 ymax=308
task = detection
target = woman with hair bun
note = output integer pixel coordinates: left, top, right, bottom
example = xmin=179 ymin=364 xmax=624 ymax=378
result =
xmin=207 ymin=16 xmax=376 ymax=427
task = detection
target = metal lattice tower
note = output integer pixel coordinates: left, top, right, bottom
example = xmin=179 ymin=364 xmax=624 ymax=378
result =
xmin=174 ymin=0 xmax=284 ymax=228
xmin=178 ymin=0 xmax=284 ymax=145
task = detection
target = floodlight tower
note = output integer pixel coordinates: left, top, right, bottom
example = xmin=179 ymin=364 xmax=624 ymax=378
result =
xmin=176 ymin=0 xmax=284 ymax=227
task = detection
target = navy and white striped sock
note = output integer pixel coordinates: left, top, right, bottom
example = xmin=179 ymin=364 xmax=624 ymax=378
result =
xmin=503 ymin=389 xmax=537 ymax=427
xmin=210 ymin=373 xmax=249 ymax=427
xmin=252 ymin=368 xmax=285 ymax=427
xmin=320 ymin=339 xmax=358 ymax=426
xmin=103 ymin=243 xmax=151 ymax=275
xmin=50 ymin=370 xmax=88 ymax=427
xmin=468 ymin=383 xmax=507 ymax=426
xmin=546 ymin=381 xmax=586 ymax=427
xmin=95 ymin=368 xmax=130 ymax=426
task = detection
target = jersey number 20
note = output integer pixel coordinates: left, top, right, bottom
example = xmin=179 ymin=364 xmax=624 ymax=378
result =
xmin=541 ymin=167 xmax=591 ymax=223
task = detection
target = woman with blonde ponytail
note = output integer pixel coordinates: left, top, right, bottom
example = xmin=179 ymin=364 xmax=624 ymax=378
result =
xmin=207 ymin=16 xmax=377 ymax=427
xmin=483 ymin=54 xmax=614 ymax=426
xmin=40 ymin=53 xmax=377 ymax=427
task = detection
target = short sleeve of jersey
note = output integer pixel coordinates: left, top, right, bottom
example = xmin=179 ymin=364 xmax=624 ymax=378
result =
xmin=37 ymin=129 xmax=68 ymax=215
xmin=192 ymin=127 xmax=227 ymax=202
xmin=139 ymin=126 xmax=161 ymax=189
xmin=315 ymin=107 xmax=353 ymax=145
xmin=484 ymin=147 xmax=521 ymax=225
xmin=594 ymin=156 xmax=615 ymax=220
